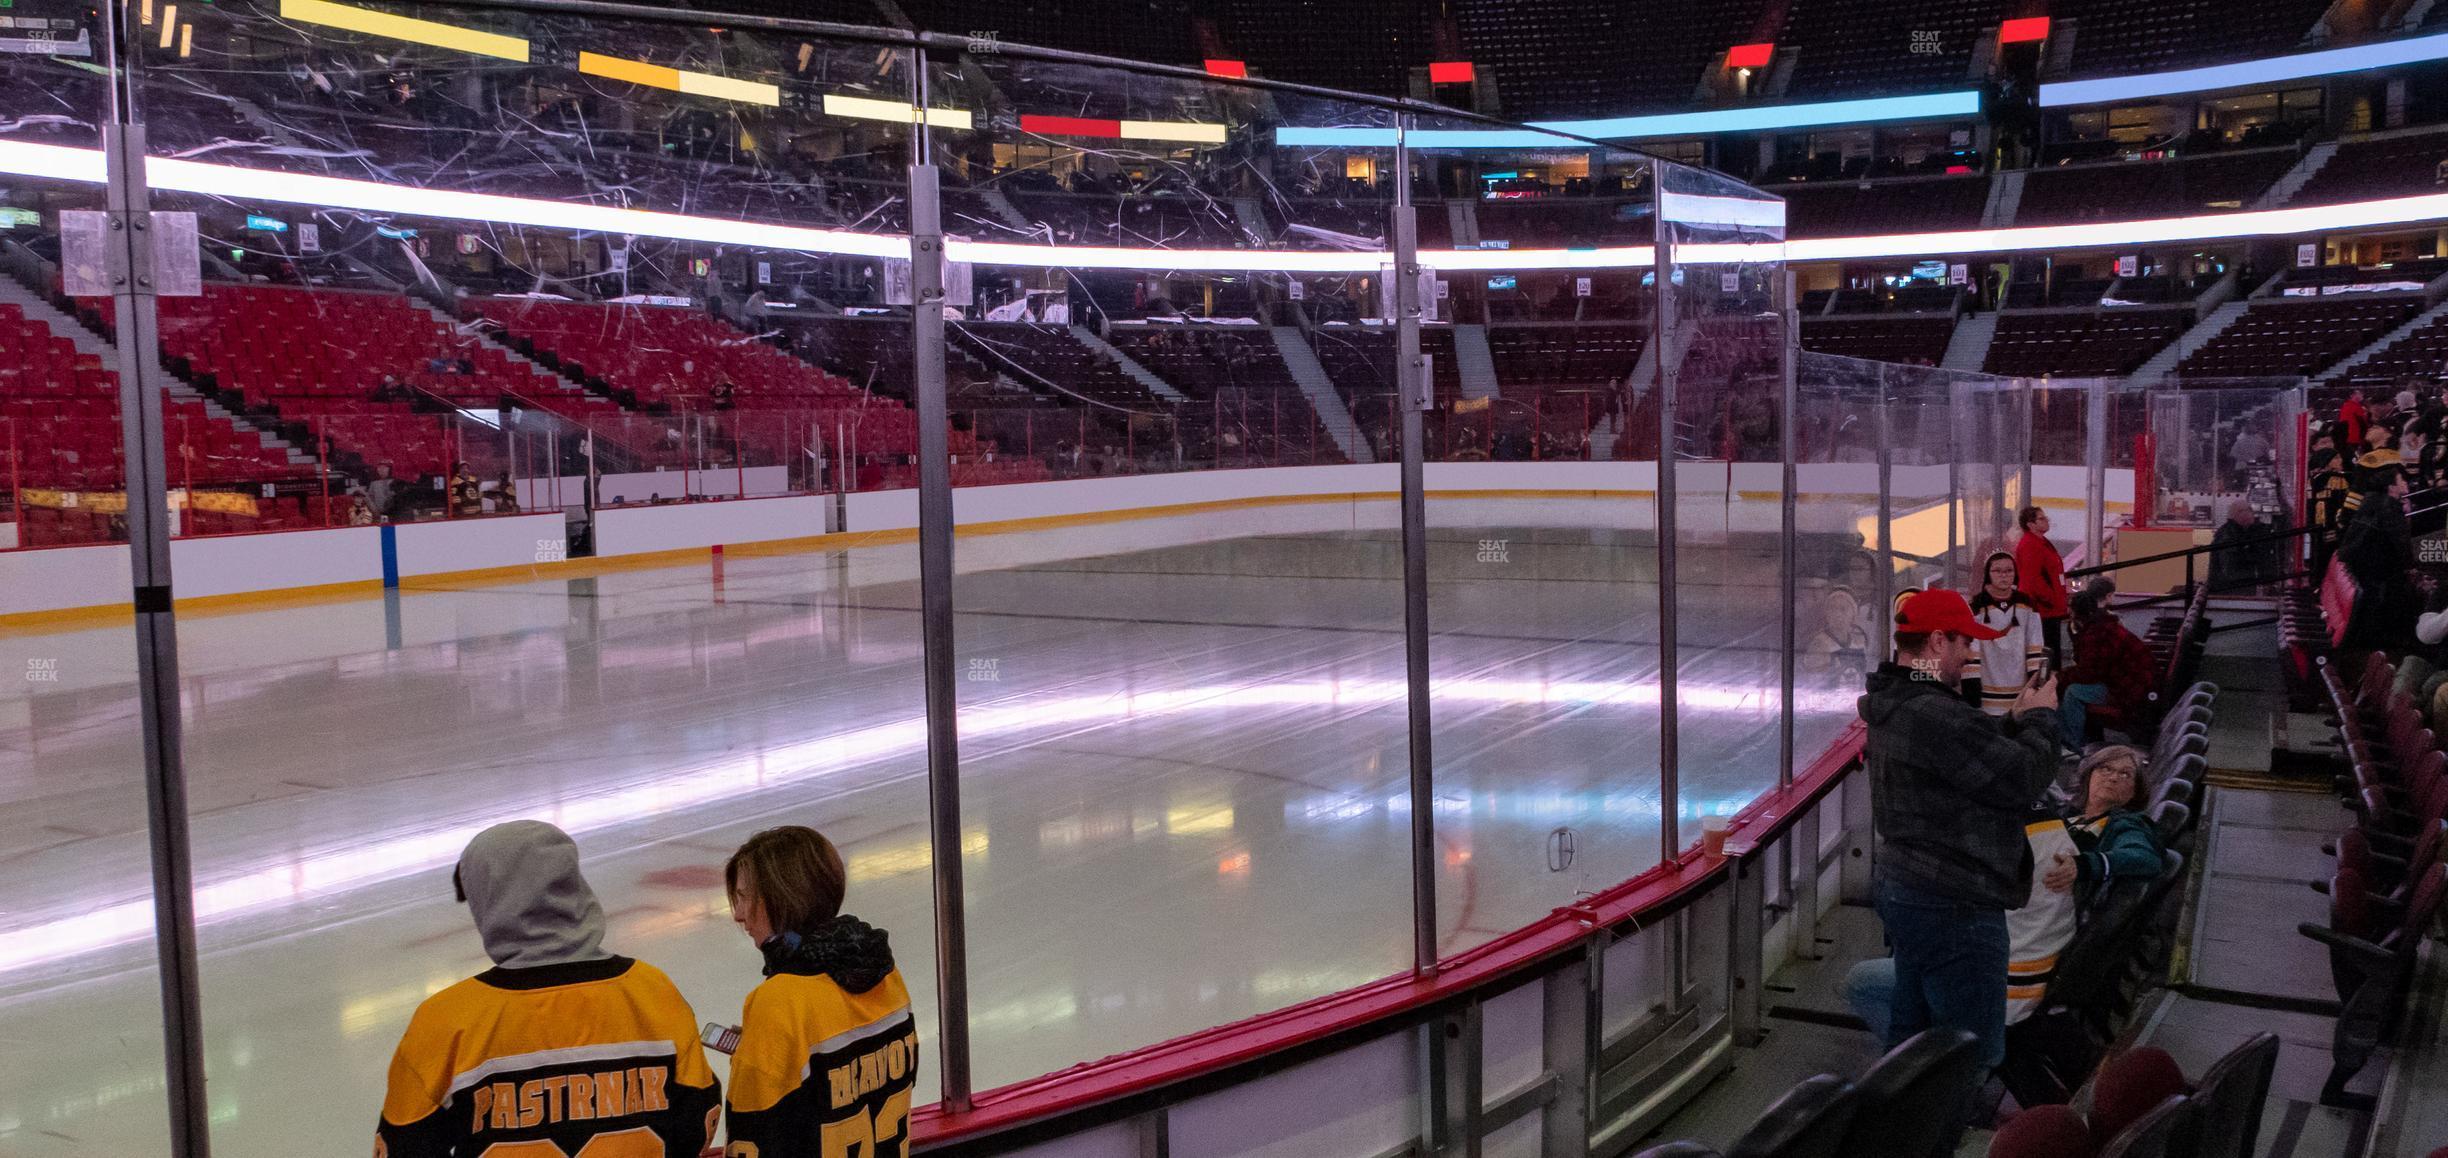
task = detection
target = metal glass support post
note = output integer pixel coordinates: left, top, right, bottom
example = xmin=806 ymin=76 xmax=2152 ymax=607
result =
xmin=1778 ymin=271 xmax=1818 ymax=959
xmin=908 ymin=67 xmax=973 ymax=1112
xmin=99 ymin=4 xmax=210 ymax=1153
xmin=1651 ymin=161 xmax=1682 ymax=866
xmin=1874 ymin=368 xmax=1895 ymax=662
xmin=2085 ymin=378 xmax=2109 ymax=566
xmin=1778 ymin=270 xmax=1799 ymax=793
xmin=1945 ymin=415 xmax=1962 ymax=594
xmin=1541 ymin=947 xmax=1596 ymax=1157
xmin=1393 ymin=118 xmax=1440 ymax=978
xmin=1729 ymin=848 xmax=1766 ymax=1046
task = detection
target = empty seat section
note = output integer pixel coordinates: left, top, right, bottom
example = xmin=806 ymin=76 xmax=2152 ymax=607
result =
xmin=1487 ymin=324 xmax=1645 ymax=444
xmin=1799 ymin=315 xmax=1956 ymax=364
xmin=1107 ymin=327 xmax=1339 ymax=464
xmin=1778 ymin=0 xmax=2009 ymax=98
xmin=1452 ymin=0 xmax=1773 ymax=118
xmin=2057 ymin=0 xmax=2335 ymax=81
xmin=2174 ymin=298 xmax=2423 ymax=379
xmin=2016 ymin=151 xmax=2296 ymax=224
xmin=2330 ymin=311 xmax=2448 ymax=390
xmin=1776 ymin=177 xmax=1989 ymax=238
xmin=473 ymin=299 xmax=962 ymax=462
xmin=1983 ymin=309 xmax=2191 ymax=377
xmin=2281 ymin=127 xmax=2448 ymax=205
xmin=0 ymin=299 xmax=306 ymax=543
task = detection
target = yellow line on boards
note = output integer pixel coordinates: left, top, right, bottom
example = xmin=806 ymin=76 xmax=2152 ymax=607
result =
xmin=0 ymin=485 xmax=2076 ymax=632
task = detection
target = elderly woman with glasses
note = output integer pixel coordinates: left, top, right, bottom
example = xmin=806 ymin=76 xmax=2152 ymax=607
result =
xmin=2050 ymin=745 xmax=2164 ymax=898
xmin=1842 ymin=744 xmax=2167 ymax=1045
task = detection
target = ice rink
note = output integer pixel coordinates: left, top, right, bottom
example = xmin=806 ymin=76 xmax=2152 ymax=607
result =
xmin=0 ymin=495 xmax=1872 ymax=1155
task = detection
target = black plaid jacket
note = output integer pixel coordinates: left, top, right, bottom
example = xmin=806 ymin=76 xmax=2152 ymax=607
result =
xmin=1859 ymin=662 xmax=2061 ymax=909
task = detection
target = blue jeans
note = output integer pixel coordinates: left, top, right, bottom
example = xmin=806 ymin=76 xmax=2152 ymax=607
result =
xmin=1873 ymin=878 xmax=2010 ymax=1070
xmin=2059 ymin=682 xmax=2109 ymax=747
xmin=1842 ymin=957 xmax=1896 ymax=1042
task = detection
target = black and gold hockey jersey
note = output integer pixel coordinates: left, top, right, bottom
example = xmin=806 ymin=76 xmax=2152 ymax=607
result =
xmin=726 ymin=917 xmax=916 ymax=1158
xmin=377 ymin=956 xmax=721 ymax=1158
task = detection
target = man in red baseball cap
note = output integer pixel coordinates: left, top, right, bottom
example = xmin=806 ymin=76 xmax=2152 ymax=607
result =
xmin=1858 ymin=588 xmax=2063 ymax=1073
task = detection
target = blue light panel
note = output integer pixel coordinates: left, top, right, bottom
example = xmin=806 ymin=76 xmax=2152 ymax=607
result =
xmin=1273 ymin=91 xmax=1981 ymax=149
xmin=2041 ymin=31 xmax=2448 ymax=107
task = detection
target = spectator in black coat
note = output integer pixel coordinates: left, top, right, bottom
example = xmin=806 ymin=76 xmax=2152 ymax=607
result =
xmin=2207 ymin=499 xmax=2279 ymax=593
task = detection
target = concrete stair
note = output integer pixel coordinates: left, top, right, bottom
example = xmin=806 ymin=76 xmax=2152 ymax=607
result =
xmin=1269 ymin=326 xmax=1372 ymax=463
xmin=2126 ymin=299 xmax=2250 ymax=385
xmin=417 ymin=302 xmax=611 ymax=406
xmin=1982 ymin=170 xmax=2027 ymax=228
xmin=1588 ymin=409 xmax=1622 ymax=461
xmin=1447 ymin=202 xmax=1479 ymax=248
xmin=1588 ymin=340 xmax=1663 ymax=461
xmin=1940 ymin=310 xmax=1999 ymax=372
xmin=2253 ymin=142 xmax=2339 ymax=209
xmin=1452 ymin=324 xmax=1502 ymax=399
xmin=1232 ymin=197 xmax=1274 ymax=244
xmin=1067 ymin=326 xmax=1186 ymax=401
xmin=968 ymin=188 xmax=1034 ymax=232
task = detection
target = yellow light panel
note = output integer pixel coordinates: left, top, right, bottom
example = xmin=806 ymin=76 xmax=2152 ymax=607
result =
xmin=279 ymin=0 xmax=530 ymax=63
xmin=159 ymin=6 xmax=177 ymax=50
xmin=578 ymin=51 xmax=780 ymax=107
xmin=576 ymin=50 xmax=678 ymax=89
xmin=677 ymin=71 xmax=782 ymax=107
xmin=822 ymin=93 xmax=973 ymax=130
xmin=1121 ymin=119 xmax=1228 ymax=144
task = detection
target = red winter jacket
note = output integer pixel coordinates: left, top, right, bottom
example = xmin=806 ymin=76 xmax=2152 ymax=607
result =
xmin=2340 ymin=396 xmax=2369 ymax=453
xmin=2062 ymin=614 xmax=2155 ymax=720
xmin=2015 ymin=531 xmax=2069 ymax=620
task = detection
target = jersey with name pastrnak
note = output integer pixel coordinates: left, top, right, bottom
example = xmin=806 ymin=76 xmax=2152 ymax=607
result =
xmin=377 ymin=957 xmax=721 ymax=1158
xmin=725 ymin=968 xmax=917 ymax=1158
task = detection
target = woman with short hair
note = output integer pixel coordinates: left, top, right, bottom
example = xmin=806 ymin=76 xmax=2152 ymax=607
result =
xmin=724 ymin=826 xmax=917 ymax=1158
xmin=1966 ymin=551 xmax=2047 ymax=715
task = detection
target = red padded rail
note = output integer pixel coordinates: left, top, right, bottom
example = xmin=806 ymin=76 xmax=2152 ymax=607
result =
xmin=911 ymin=719 xmax=1869 ymax=1148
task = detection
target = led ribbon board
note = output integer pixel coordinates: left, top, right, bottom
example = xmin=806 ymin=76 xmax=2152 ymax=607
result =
xmin=15 ymin=138 xmax=2448 ymax=270
xmin=1274 ymin=91 xmax=1982 ymax=148
xmin=2041 ymin=30 xmax=2448 ymax=107
xmin=1017 ymin=115 xmax=1227 ymax=144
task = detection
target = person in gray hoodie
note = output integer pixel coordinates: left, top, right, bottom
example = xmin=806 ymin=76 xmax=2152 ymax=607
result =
xmin=377 ymin=821 xmax=721 ymax=1158
xmin=1859 ymin=589 xmax=2061 ymax=1072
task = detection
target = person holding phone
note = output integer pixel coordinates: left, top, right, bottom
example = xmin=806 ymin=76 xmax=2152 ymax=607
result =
xmin=1841 ymin=746 xmax=2164 ymax=1044
xmin=723 ymin=826 xmax=917 ymax=1158
xmin=1859 ymin=589 xmax=2062 ymax=1072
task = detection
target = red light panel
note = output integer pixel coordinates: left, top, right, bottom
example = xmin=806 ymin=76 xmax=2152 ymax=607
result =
xmin=1429 ymin=60 xmax=1475 ymax=84
xmin=1999 ymin=17 xmax=2050 ymax=44
xmin=1726 ymin=42 xmax=1774 ymax=69
xmin=1203 ymin=59 xmax=1247 ymax=78
xmin=1020 ymin=114 xmax=1122 ymax=139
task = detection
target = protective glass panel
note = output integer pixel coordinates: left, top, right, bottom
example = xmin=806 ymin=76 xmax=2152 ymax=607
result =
xmin=932 ymin=50 xmax=1411 ymax=1091
xmin=115 ymin=7 xmax=936 ymax=1149
xmin=0 ymin=8 xmax=171 ymax=1151
xmin=2141 ymin=383 xmax=2302 ymax=595
xmin=1404 ymin=125 xmax=1663 ymax=952
xmin=1793 ymin=352 xmax=1887 ymax=745
xmin=1659 ymin=158 xmax=1789 ymax=849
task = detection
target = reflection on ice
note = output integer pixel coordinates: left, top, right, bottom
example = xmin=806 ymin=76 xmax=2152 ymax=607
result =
xmin=1 ymin=674 xmax=1833 ymax=976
